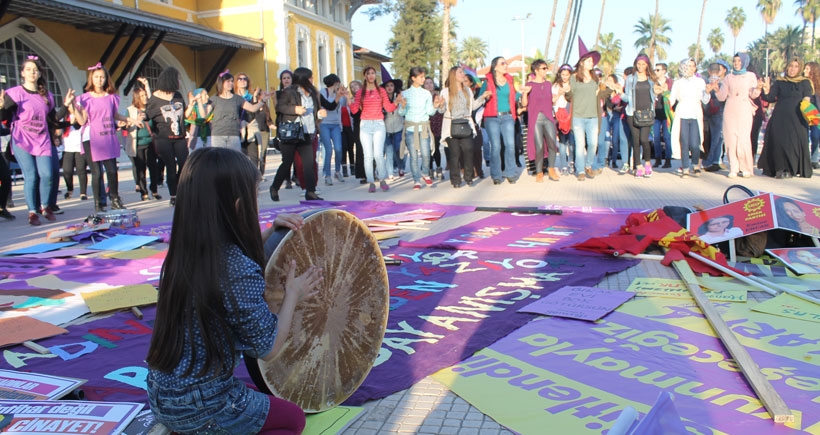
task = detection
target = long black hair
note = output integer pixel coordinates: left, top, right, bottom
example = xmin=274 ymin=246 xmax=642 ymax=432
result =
xmin=146 ymin=147 xmax=264 ymax=377
xmin=21 ymin=57 xmax=49 ymax=101
xmin=155 ymin=67 xmax=181 ymax=93
xmin=489 ymin=56 xmax=505 ymax=88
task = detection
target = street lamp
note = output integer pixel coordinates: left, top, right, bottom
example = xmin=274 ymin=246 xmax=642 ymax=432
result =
xmin=512 ymin=13 xmax=532 ymax=85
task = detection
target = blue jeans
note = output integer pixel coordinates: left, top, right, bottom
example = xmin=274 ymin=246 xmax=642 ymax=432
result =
xmin=484 ymin=114 xmax=517 ymax=180
xmin=319 ymin=122 xmax=343 ymax=176
xmin=384 ymin=131 xmax=403 ymax=177
xmin=810 ymin=125 xmax=820 ymax=162
xmin=148 ymin=373 xmax=268 ymax=434
xmin=596 ymin=113 xmax=612 ymax=169
xmin=359 ymin=120 xmax=386 ymax=183
xmin=703 ymin=113 xmax=724 ymax=167
xmin=404 ymin=129 xmax=432 ymax=182
xmin=211 ymin=135 xmax=242 ymax=151
xmin=679 ymin=119 xmax=701 ymax=169
xmin=12 ymin=143 xmax=52 ymax=213
xmin=653 ymin=118 xmax=671 ymax=160
xmin=572 ymin=117 xmax=598 ymax=172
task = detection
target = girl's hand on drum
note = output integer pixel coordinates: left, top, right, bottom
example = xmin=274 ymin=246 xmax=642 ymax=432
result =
xmin=284 ymin=260 xmax=323 ymax=301
xmin=274 ymin=213 xmax=304 ymax=231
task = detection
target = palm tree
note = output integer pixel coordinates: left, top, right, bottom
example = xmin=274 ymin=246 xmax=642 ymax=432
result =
xmin=725 ymin=6 xmax=746 ymax=53
xmin=757 ymin=0 xmax=783 ymax=74
xmin=440 ymin=0 xmax=457 ymax=82
xmin=796 ymin=0 xmax=820 ymax=49
xmin=545 ymin=0 xmax=559 ymax=70
xmin=633 ymin=14 xmax=673 ymax=63
xmin=596 ymin=32 xmax=621 ymax=77
xmin=459 ymin=36 xmax=488 ymax=69
xmin=707 ymin=28 xmax=725 ymax=55
xmin=694 ymin=0 xmax=708 ymax=67
xmin=595 ymin=0 xmax=607 ymax=46
xmin=688 ymin=43 xmax=706 ymax=63
xmin=777 ymin=25 xmax=806 ymax=61
xmin=553 ymin=0 xmax=575 ymax=70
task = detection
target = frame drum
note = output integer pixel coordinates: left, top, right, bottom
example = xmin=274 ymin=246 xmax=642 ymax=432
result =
xmin=245 ymin=209 xmax=390 ymax=412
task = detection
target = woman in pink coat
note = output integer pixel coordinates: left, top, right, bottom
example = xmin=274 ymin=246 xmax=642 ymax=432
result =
xmin=715 ymin=53 xmax=762 ymax=178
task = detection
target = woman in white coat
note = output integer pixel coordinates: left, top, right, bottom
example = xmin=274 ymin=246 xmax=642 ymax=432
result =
xmin=668 ymin=58 xmax=710 ymax=177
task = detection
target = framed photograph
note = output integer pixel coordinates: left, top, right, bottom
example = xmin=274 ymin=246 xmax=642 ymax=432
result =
xmin=767 ymin=247 xmax=820 ymax=274
xmin=687 ymin=194 xmax=775 ymax=244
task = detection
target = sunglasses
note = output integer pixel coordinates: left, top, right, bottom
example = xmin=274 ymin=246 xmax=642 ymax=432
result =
xmin=237 ymin=77 xmax=248 ymax=81
xmin=538 ymin=66 xmax=548 ymax=70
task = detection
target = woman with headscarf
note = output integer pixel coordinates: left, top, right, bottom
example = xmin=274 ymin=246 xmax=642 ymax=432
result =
xmin=804 ymin=61 xmax=820 ymax=169
xmin=669 ymin=58 xmax=710 ymax=177
xmin=759 ymin=57 xmax=814 ymax=179
xmin=715 ymin=53 xmax=761 ymax=178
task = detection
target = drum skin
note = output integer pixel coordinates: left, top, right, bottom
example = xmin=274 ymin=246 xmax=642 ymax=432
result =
xmin=245 ymin=209 xmax=390 ymax=412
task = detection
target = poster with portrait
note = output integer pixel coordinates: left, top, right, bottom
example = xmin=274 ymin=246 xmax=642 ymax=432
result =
xmin=686 ymin=194 xmax=776 ymax=244
xmin=766 ymin=247 xmax=820 ymax=274
xmin=772 ymin=195 xmax=820 ymax=238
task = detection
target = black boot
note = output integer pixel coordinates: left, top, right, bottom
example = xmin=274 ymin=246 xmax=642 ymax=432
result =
xmin=662 ymin=159 xmax=671 ymax=169
xmin=269 ymin=185 xmax=279 ymax=202
xmin=95 ymin=202 xmax=106 ymax=213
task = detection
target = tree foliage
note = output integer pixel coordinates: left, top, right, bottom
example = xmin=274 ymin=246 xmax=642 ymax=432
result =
xmin=707 ymin=28 xmax=725 ymax=55
xmin=633 ymin=14 xmax=672 ymax=63
xmin=372 ymin=0 xmax=443 ymax=83
xmin=458 ymin=37 xmax=488 ymax=69
xmin=596 ymin=32 xmax=622 ymax=77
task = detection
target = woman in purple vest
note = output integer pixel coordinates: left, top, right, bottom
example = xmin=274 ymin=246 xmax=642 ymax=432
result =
xmin=0 ymin=56 xmax=75 ymax=226
xmin=520 ymin=59 xmax=560 ymax=182
xmin=75 ymin=63 xmax=140 ymax=212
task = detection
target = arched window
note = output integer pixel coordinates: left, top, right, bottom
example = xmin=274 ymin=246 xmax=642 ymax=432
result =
xmin=133 ymin=58 xmax=163 ymax=91
xmin=0 ymin=37 xmax=63 ymax=106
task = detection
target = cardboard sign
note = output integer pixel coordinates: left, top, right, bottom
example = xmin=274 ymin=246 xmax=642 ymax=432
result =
xmin=0 ymin=317 xmax=67 ymax=348
xmin=0 ymin=370 xmax=85 ymax=401
xmin=518 ymin=285 xmax=634 ymax=321
xmin=686 ymin=194 xmax=775 ymax=244
xmin=80 ymin=284 xmax=157 ymax=313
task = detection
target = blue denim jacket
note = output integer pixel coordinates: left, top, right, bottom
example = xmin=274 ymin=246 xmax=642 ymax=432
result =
xmin=622 ymin=74 xmax=657 ymax=117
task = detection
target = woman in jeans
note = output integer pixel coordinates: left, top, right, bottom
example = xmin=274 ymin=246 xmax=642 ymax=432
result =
xmin=349 ymin=66 xmax=401 ymax=193
xmin=480 ymin=57 xmax=519 ymax=184
xmin=382 ymin=79 xmax=404 ymax=180
xmin=0 ymin=56 xmax=74 ymax=225
xmin=565 ymin=39 xmax=601 ymax=181
xmin=669 ymin=58 xmax=710 ymax=177
xmin=270 ymin=67 xmax=325 ymax=201
xmin=318 ymin=74 xmax=348 ymax=186
xmin=398 ymin=66 xmax=444 ymax=190
xmin=145 ymin=67 xmax=187 ymax=206
xmin=209 ymin=71 xmax=267 ymax=151
xmin=521 ymin=59 xmax=560 ymax=182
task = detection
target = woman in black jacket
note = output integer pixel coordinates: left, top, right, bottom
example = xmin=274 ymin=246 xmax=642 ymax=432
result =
xmin=270 ymin=67 xmax=325 ymax=201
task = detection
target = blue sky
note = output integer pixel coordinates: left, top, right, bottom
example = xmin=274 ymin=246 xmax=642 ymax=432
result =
xmin=351 ymin=0 xmax=807 ymax=72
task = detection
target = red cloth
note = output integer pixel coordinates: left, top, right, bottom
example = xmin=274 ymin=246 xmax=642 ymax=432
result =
xmin=572 ymin=209 xmax=748 ymax=276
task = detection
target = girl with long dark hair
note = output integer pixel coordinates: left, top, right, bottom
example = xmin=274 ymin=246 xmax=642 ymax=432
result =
xmin=619 ymin=53 xmax=657 ymax=178
xmin=521 ymin=59 xmax=559 ymax=182
xmin=146 ymin=147 xmax=322 ymax=434
xmin=480 ymin=56 xmax=519 ymax=184
xmin=145 ymin=67 xmax=187 ymax=206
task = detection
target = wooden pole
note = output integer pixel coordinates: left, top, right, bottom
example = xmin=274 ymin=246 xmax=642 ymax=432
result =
xmin=670 ymin=259 xmax=793 ymax=423
xmin=475 ymin=207 xmax=562 ymax=215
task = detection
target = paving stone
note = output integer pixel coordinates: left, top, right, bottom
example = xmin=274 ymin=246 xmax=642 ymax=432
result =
xmin=461 ymin=419 xmax=482 ymax=428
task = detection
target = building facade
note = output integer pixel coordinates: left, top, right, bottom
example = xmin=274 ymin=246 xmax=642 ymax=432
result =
xmin=0 ymin=0 xmax=381 ymax=104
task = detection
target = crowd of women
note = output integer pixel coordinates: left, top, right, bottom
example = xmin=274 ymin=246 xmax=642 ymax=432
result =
xmin=2 ymin=46 xmax=818 ymax=226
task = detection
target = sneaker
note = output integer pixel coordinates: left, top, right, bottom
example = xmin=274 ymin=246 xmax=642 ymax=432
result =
xmin=644 ymin=163 xmax=653 ymax=178
xmin=325 ymin=176 xmax=333 ymax=186
xmin=80 ymin=194 xmax=88 ymax=200
xmin=704 ymin=164 xmax=721 ymax=172
xmin=560 ymin=167 xmax=568 ymax=176
xmin=436 ymin=167 xmax=443 ymax=180
xmin=423 ymin=176 xmax=433 ymax=186
xmin=368 ymin=183 xmax=376 ymax=193
xmin=576 ymin=173 xmax=586 ymax=181
xmin=741 ymin=172 xmax=753 ymax=178
xmin=380 ymin=180 xmax=389 ymax=191
xmin=676 ymin=167 xmax=684 ymax=176
xmin=619 ymin=163 xmax=629 ymax=174
xmin=727 ymin=173 xmax=737 ymax=179
xmin=335 ymin=171 xmax=345 ymax=183
xmin=680 ymin=168 xmax=689 ymax=178
xmin=584 ymin=168 xmax=595 ymax=179
xmin=0 ymin=209 xmax=15 ymax=220
xmin=635 ymin=167 xmax=645 ymax=178
xmin=50 ymin=205 xmax=64 ymax=215
xmin=28 ymin=212 xmax=41 ymax=226
xmin=813 ymin=162 xmax=820 ymax=170
xmin=693 ymin=168 xmax=702 ymax=177
xmin=41 ymin=207 xmax=56 ymax=222
xmin=413 ymin=183 xmax=421 ymax=190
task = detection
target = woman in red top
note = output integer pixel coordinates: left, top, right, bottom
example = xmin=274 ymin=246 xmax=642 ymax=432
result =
xmin=349 ymin=66 xmax=403 ymax=192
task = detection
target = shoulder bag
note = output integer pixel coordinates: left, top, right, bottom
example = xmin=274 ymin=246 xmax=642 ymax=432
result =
xmin=277 ymin=118 xmax=304 ymax=144
xmin=632 ymin=108 xmax=654 ymax=127
xmin=450 ymin=118 xmax=472 ymax=138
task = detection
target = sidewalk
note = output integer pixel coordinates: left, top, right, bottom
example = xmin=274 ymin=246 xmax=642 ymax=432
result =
xmin=1 ymin=150 xmax=818 ymax=434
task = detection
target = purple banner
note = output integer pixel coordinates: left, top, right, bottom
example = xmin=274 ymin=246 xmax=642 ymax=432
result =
xmin=128 ymin=200 xmax=475 ymax=243
xmin=448 ymin=309 xmax=820 ymax=433
xmin=0 ymin=256 xmax=164 ymax=287
xmin=399 ymin=210 xmax=632 ymax=252
xmin=345 ymin=247 xmax=637 ymax=404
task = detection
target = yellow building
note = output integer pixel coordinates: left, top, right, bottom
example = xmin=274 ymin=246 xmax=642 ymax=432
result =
xmin=0 ymin=0 xmax=382 ymax=104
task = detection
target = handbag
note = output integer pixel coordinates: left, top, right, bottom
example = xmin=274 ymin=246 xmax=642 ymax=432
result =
xmin=277 ymin=119 xmax=305 ymax=144
xmin=633 ymin=108 xmax=654 ymax=127
xmin=450 ymin=118 xmax=472 ymax=138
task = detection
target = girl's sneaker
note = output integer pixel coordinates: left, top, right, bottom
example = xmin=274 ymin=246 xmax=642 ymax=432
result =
xmin=619 ymin=163 xmax=629 ymax=174
xmin=368 ymin=183 xmax=376 ymax=193
xmin=635 ymin=166 xmax=645 ymax=178
xmin=644 ymin=162 xmax=653 ymax=178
